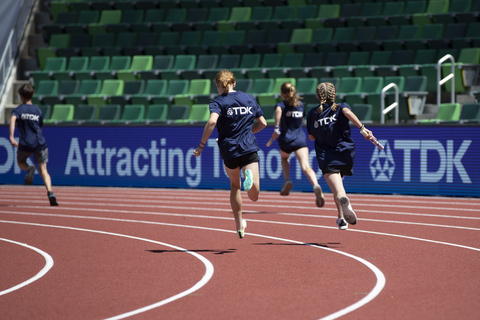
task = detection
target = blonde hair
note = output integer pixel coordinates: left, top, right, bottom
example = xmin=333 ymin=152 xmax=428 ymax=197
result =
xmin=215 ymin=69 xmax=236 ymax=94
xmin=281 ymin=82 xmax=302 ymax=107
xmin=316 ymin=82 xmax=340 ymax=114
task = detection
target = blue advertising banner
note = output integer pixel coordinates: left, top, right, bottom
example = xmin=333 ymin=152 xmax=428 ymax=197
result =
xmin=1 ymin=125 xmax=479 ymax=197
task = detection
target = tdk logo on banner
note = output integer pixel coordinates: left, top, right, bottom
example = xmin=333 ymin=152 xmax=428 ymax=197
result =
xmin=227 ymin=106 xmax=252 ymax=116
xmin=369 ymin=140 xmax=472 ymax=183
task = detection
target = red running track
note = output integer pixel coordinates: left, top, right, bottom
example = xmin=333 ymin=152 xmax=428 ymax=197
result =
xmin=0 ymin=185 xmax=479 ymax=320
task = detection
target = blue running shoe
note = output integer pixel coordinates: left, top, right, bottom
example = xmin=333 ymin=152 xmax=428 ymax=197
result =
xmin=243 ymin=169 xmax=253 ymax=191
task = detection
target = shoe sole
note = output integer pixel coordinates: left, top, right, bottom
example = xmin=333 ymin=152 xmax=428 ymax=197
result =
xmin=49 ymin=195 xmax=58 ymax=206
xmin=336 ymin=218 xmax=348 ymax=230
xmin=237 ymin=220 xmax=247 ymax=239
xmin=280 ymin=180 xmax=293 ymax=196
xmin=314 ymin=187 xmax=325 ymax=207
xmin=25 ymin=166 xmax=35 ymax=185
xmin=243 ymin=169 xmax=253 ymax=191
xmin=340 ymin=196 xmax=357 ymax=225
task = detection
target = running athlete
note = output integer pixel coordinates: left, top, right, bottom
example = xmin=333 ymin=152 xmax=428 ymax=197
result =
xmin=193 ymin=70 xmax=267 ymax=239
xmin=269 ymin=82 xmax=325 ymax=207
xmin=306 ymin=82 xmax=375 ymax=230
xmin=9 ymin=83 xmax=58 ymax=206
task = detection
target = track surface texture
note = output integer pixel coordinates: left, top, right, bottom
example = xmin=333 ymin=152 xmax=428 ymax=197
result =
xmin=1 ymin=185 xmax=479 ymax=320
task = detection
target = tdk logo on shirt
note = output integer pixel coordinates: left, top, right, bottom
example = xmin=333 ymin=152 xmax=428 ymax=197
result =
xmin=227 ymin=107 xmax=253 ymax=116
xmin=286 ymin=111 xmax=303 ymax=118
xmin=314 ymin=114 xmax=337 ymax=128
xmin=21 ymin=113 xmax=40 ymax=121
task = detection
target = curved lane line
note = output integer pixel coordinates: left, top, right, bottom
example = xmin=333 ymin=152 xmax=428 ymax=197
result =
xmin=0 ymin=222 xmax=214 ymax=320
xmin=0 ymin=219 xmax=385 ymax=320
xmin=0 ymin=238 xmax=54 ymax=296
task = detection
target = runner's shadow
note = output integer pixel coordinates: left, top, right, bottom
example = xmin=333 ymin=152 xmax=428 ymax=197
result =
xmin=147 ymin=249 xmax=237 ymax=255
xmin=252 ymin=242 xmax=341 ymax=248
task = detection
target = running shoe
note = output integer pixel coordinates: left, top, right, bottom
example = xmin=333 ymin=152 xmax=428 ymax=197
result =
xmin=24 ymin=166 xmax=35 ymax=185
xmin=314 ymin=185 xmax=325 ymax=207
xmin=243 ymin=169 xmax=253 ymax=191
xmin=280 ymin=180 xmax=293 ymax=196
xmin=340 ymin=196 xmax=357 ymax=225
xmin=336 ymin=218 xmax=348 ymax=230
xmin=48 ymin=191 xmax=58 ymax=206
xmin=237 ymin=219 xmax=247 ymax=239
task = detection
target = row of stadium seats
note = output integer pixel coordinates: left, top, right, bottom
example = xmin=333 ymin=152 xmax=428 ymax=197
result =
xmin=39 ymin=23 xmax=480 ymax=59
xmin=32 ymin=75 xmax=433 ymax=122
xmin=30 ymin=48 xmax=480 ymax=93
xmin=46 ymin=1 xmax=480 ymax=34
xmin=36 ymin=101 xmax=480 ymax=125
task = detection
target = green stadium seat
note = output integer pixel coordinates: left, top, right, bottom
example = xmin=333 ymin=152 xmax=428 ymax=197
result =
xmin=182 ymin=54 xmax=219 ymax=80
xmin=376 ymin=50 xmax=415 ymax=78
xmin=368 ymin=2 xmax=405 ymax=27
xmin=255 ymin=29 xmax=292 ymax=54
xmin=110 ymin=80 xmax=145 ymax=107
xmin=229 ymin=29 xmax=266 ymax=55
xmin=344 ymin=77 xmax=384 ymax=110
xmin=175 ymin=104 xmax=210 ymax=124
xmin=53 ymin=57 xmax=89 ymax=81
xmin=327 ymin=3 xmax=361 ymax=29
xmin=38 ymin=105 xmax=52 ymax=120
xmin=311 ymin=51 xmax=347 ymax=79
xmin=144 ymin=104 xmax=169 ymax=124
xmin=360 ymin=25 xmax=399 ymax=52
xmin=42 ymin=80 xmax=80 ymax=106
xmin=65 ymin=80 xmax=102 ymax=106
xmin=412 ymin=0 xmax=449 ymax=25
xmin=383 ymin=25 xmax=421 ymax=52
xmin=152 ymin=79 xmax=189 ymax=105
xmin=95 ymin=56 xmax=131 ymax=80
xmin=171 ymin=8 xmax=209 ymax=32
xmin=259 ymin=6 xmax=295 ymax=30
xmin=404 ymin=24 xmax=445 ymax=51
xmin=389 ymin=1 xmax=427 ymax=26
xmin=90 ymin=104 xmax=122 ymax=123
xmin=203 ymin=54 xmax=241 ymax=80
xmin=113 ymin=104 xmax=146 ymax=123
xmin=32 ymin=80 xmax=59 ymax=105
xmin=351 ymin=104 xmax=373 ymax=123
xmin=347 ymin=2 xmax=384 ymax=28
xmin=167 ymin=105 xmax=191 ymax=122
xmin=209 ymin=30 xmax=245 ymax=55
xmin=131 ymin=79 xmax=168 ymax=105
xmin=88 ymin=10 xmax=122 ymax=34
xmin=305 ymin=4 xmax=340 ymax=29
xmin=75 ymin=56 xmax=110 ymax=81
xmin=138 ymin=55 xmax=174 ymax=80
xmin=187 ymin=31 xmax=223 ymax=56
xmin=247 ymin=53 xmax=283 ymax=79
xmin=87 ymin=80 xmax=125 ymax=107
xmin=161 ymin=55 xmax=197 ymax=81
xmin=333 ymin=52 xmax=370 ymax=78
xmin=174 ymin=79 xmax=211 ymax=106
xmin=31 ymin=57 xmax=67 ymax=86
xmin=109 ymin=10 xmax=145 ymax=34
xmin=296 ymin=78 xmax=318 ymax=105
xmin=102 ymin=32 xmax=137 ymax=57
xmin=235 ymin=79 xmax=254 ymax=93
xmin=230 ymin=53 xmax=262 ymax=79
xmin=458 ymin=103 xmax=480 ymax=123
xmin=268 ymin=53 xmax=304 ymax=79
xmin=81 ymin=33 xmax=116 ymax=57
xmin=195 ymin=7 xmax=230 ymax=31
xmin=419 ymin=103 xmax=461 ymax=123
xmin=117 ymin=55 xmax=153 ymax=81
xmin=336 ymin=77 xmax=362 ymax=100
xmin=295 ymin=28 xmax=333 ymax=53
xmin=65 ymin=10 xmax=100 ymax=35
xmin=45 ymin=104 xmax=75 ymax=123
xmin=250 ymin=79 xmax=275 ymax=98
xmin=355 ymin=51 xmax=392 ymax=78
xmin=132 ymin=9 xmax=165 ymax=33
xmin=217 ymin=7 xmax=252 ymax=32
xmin=289 ymin=52 xmax=325 ymax=79
xmin=278 ymin=28 xmax=313 ymax=54
xmin=260 ymin=105 xmax=276 ymax=124
xmin=442 ymin=47 xmax=480 ymax=93
xmin=71 ymin=104 xmax=98 ymax=123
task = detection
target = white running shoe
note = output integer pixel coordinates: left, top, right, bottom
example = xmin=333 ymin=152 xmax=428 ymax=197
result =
xmin=314 ymin=185 xmax=325 ymax=207
xmin=243 ymin=169 xmax=253 ymax=191
xmin=340 ymin=196 xmax=357 ymax=225
xmin=336 ymin=218 xmax=348 ymax=230
xmin=280 ymin=180 xmax=293 ymax=196
xmin=237 ymin=219 xmax=247 ymax=239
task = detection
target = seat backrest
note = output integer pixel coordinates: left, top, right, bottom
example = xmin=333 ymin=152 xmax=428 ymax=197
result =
xmin=347 ymin=52 xmax=370 ymax=66
xmin=458 ymin=47 xmax=480 ymax=64
xmin=332 ymin=27 xmax=355 ymax=42
xmin=266 ymin=29 xmax=292 ymax=44
xmin=178 ymin=31 xmax=202 ymax=46
xmin=36 ymin=80 xmax=59 ymax=95
xmin=354 ymin=27 xmax=376 ymax=42
xmin=251 ymin=79 xmax=274 ymax=94
xmin=38 ymin=105 xmax=52 ymax=119
xmin=425 ymin=0 xmax=449 ymax=14
xmin=325 ymin=52 xmax=348 ymax=66
xmin=436 ymin=103 xmax=461 ymax=121
xmin=376 ymin=25 xmax=398 ymax=41
xmin=391 ymin=50 xmax=415 ymax=65
xmin=223 ymin=30 xmax=245 ymax=45
xmin=228 ymin=7 xmax=252 ymax=21
xmin=43 ymin=57 xmax=67 ymax=72
xmin=239 ymin=54 xmax=261 ymax=68
xmin=188 ymin=79 xmax=211 ymax=95
xmin=121 ymin=10 xmax=144 ymax=23
xmin=196 ymin=55 xmax=219 ymax=69
xmin=77 ymin=10 xmax=100 ymax=24
xmin=98 ymin=10 xmax=122 ymax=24
xmin=129 ymin=55 xmax=153 ymax=71
xmin=404 ymin=0 xmax=427 ymax=14
xmin=58 ymin=80 xmax=80 ymax=95
xmin=245 ymin=30 xmax=267 ymax=44
xmin=384 ymin=76 xmax=405 ymax=93
xmin=207 ymin=7 xmax=230 ymax=21
xmin=351 ymin=104 xmax=373 ymax=122
xmin=79 ymin=80 xmax=102 ymax=95
xmin=397 ymin=25 xmax=421 ymax=40
xmin=152 ymin=55 xmax=174 ymax=70
xmin=157 ymin=32 xmax=180 ymax=46
xmin=296 ymin=78 xmax=317 ymax=93
xmin=145 ymin=104 xmax=168 ymax=121
xmin=236 ymin=79 xmax=253 ymax=93
xmin=413 ymin=49 xmax=437 ymax=64
xmin=109 ymin=56 xmax=132 ymax=71
xmin=260 ymin=105 xmax=276 ymax=119
xmin=465 ymin=22 xmax=480 ymax=38
xmin=337 ymin=77 xmax=362 ymax=94
xmin=88 ymin=56 xmax=110 ymax=71
xmin=201 ymin=31 xmax=223 ymax=46
xmin=383 ymin=1 xmax=405 ymax=15
xmin=361 ymin=2 xmax=383 ymax=17
xmin=100 ymin=80 xmax=124 ymax=95
xmin=295 ymin=5 xmax=318 ymax=20
xmin=97 ymin=105 xmax=121 ymax=120
xmin=218 ymin=54 xmax=240 ymax=69
xmin=404 ymin=76 xmax=428 ymax=91
xmin=443 ymin=23 xmax=466 ymax=39
xmin=167 ymin=104 xmax=190 ymax=120
xmin=250 ymin=6 xmax=273 ymax=21
xmin=420 ymin=24 xmax=444 ymax=39
xmin=115 ymin=32 xmax=137 ymax=47
xmin=304 ymin=52 xmax=325 ymax=67
xmin=361 ymin=77 xmax=384 ymax=94
xmin=290 ymin=28 xmax=312 ymax=44
xmin=92 ymin=33 xmax=115 ymax=47
xmin=74 ymin=104 xmax=98 ymax=120
xmin=281 ymin=53 xmax=304 ymax=68
xmin=317 ymin=4 xmax=340 ymax=19
xmin=459 ymin=103 xmax=480 ymax=121
xmin=188 ymin=104 xmax=210 ymax=121
xmin=49 ymin=34 xmax=71 ymax=48
xmin=123 ymin=80 xmax=145 ymax=95
xmin=272 ymin=6 xmax=294 ymax=20
xmin=144 ymin=80 xmax=167 ymax=95
xmin=50 ymin=104 xmax=75 ymax=121
xmin=449 ymin=0 xmax=472 ymax=12
xmin=319 ymin=77 xmax=341 ymax=89
xmin=66 ymin=57 xmax=89 ymax=71
xmin=166 ymin=80 xmax=189 ymax=95
xmin=369 ymin=51 xmax=392 ymax=65
xmin=311 ymin=28 xmax=333 ymax=43
xmin=186 ymin=8 xmax=208 ymax=22
xmin=260 ymin=53 xmax=283 ymax=68
xmin=339 ymin=3 xmax=361 ymax=17
xmin=121 ymin=104 xmax=145 ymax=121
xmin=172 ymin=55 xmax=197 ymax=70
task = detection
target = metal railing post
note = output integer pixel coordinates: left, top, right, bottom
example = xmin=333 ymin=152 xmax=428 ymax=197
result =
xmin=380 ymin=83 xmax=399 ymax=124
xmin=437 ymin=54 xmax=455 ymax=107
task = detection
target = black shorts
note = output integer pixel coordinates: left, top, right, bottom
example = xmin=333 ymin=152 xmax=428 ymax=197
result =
xmin=17 ymin=148 xmax=49 ymax=164
xmin=321 ymin=164 xmax=353 ymax=177
xmin=224 ymin=152 xmax=259 ymax=170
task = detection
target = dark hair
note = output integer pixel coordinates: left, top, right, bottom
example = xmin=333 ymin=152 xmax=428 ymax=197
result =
xmin=18 ymin=83 xmax=35 ymax=102
xmin=281 ymin=82 xmax=302 ymax=107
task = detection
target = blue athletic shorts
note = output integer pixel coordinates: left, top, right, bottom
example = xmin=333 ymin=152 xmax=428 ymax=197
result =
xmin=17 ymin=148 xmax=49 ymax=164
xmin=224 ymin=152 xmax=259 ymax=170
xmin=321 ymin=164 xmax=353 ymax=177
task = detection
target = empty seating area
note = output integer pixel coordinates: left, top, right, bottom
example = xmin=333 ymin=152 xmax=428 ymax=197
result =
xmin=24 ymin=0 xmax=480 ymax=124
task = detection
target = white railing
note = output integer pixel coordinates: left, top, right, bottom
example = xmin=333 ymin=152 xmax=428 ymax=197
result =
xmin=437 ymin=54 xmax=455 ymax=107
xmin=380 ymin=82 xmax=399 ymax=124
xmin=0 ymin=30 xmax=14 ymax=100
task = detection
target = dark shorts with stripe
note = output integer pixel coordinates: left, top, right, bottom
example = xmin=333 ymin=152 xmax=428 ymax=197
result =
xmin=321 ymin=164 xmax=353 ymax=177
xmin=224 ymin=152 xmax=259 ymax=170
xmin=17 ymin=148 xmax=49 ymax=164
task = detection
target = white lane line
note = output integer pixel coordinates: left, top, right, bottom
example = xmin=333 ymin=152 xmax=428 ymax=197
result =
xmin=2 ymin=207 xmax=480 ymax=232
xmin=0 ymin=218 xmax=385 ymax=320
xmin=0 ymin=220 xmax=214 ymax=320
xmin=0 ymin=238 xmax=54 ymax=296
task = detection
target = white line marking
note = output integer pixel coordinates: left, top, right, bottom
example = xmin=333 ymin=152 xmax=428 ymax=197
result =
xmin=0 ymin=220 xmax=214 ymax=320
xmin=0 ymin=238 xmax=54 ymax=296
xmin=0 ymin=218 xmax=385 ymax=320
